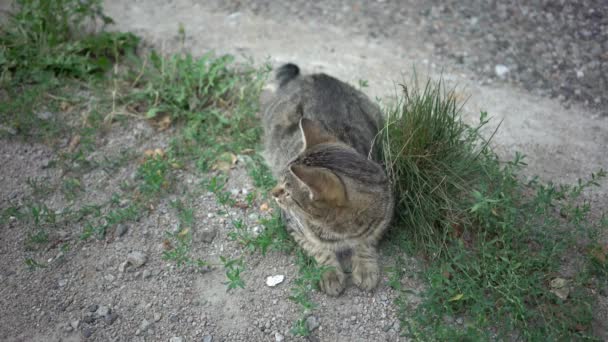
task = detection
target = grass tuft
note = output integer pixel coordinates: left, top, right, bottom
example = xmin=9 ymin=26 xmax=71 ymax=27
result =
xmin=380 ymin=80 xmax=488 ymax=254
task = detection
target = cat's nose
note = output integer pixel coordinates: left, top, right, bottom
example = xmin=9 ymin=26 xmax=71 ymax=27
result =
xmin=271 ymin=186 xmax=285 ymax=198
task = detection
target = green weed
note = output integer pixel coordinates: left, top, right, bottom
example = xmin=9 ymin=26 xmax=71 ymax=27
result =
xmin=24 ymin=257 xmax=46 ymax=270
xmin=61 ymin=177 xmax=83 ymax=201
xmin=220 ymin=256 xmax=245 ymax=291
xmin=136 ymin=154 xmax=174 ymax=196
xmin=289 ymin=249 xmax=329 ymax=336
xmin=161 ymin=200 xmax=209 ymax=269
xmin=381 ymin=80 xmax=607 ymax=340
xmin=1 ymin=0 xmax=138 ymax=84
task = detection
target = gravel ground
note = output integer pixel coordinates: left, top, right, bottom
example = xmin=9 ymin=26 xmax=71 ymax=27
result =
xmin=208 ymin=0 xmax=608 ymax=116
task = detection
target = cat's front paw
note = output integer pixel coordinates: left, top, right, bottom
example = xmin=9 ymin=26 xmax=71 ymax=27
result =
xmin=352 ymin=259 xmax=379 ymax=291
xmin=319 ymin=268 xmax=345 ymax=296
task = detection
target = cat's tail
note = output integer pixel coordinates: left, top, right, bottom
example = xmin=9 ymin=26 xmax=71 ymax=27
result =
xmin=276 ymin=63 xmax=300 ymax=87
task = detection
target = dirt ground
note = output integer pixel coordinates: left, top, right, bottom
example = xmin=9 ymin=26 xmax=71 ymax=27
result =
xmin=1 ymin=1 xmax=607 ymax=341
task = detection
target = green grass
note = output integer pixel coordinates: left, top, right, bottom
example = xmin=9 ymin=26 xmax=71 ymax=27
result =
xmin=380 ymin=81 xmax=607 ymax=340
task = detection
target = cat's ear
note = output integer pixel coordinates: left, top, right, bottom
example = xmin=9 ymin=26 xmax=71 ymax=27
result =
xmin=290 ymin=164 xmax=346 ymax=207
xmin=299 ymin=118 xmax=336 ymax=150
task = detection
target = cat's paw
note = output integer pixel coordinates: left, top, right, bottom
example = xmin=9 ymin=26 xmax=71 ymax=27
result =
xmin=352 ymin=259 xmax=379 ymax=291
xmin=319 ymin=269 xmax=345 ymax=296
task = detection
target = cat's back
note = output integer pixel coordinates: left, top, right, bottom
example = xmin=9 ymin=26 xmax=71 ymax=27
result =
xmin=262 ymin=64 xmax=384 ymax=172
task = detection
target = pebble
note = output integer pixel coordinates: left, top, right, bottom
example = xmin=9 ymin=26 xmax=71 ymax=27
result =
xmin=275 ymin=332 xmax=284 ymax=342
xmin=82 ymin=327 xmax=94 ymax=338
xmin=82 ymin=315 xmax=95 ymax=324
xmin=142 ymin=269 xmax=152 ymax=279
xmin=494 ymin=64 xmax=510 ymax=78
xmin=102 ymin=312 xmax=117 ymax=325
xmin=127 ymin=251 xmax=148 ymax=268
xmin=116 ymin=224 xmax=128 ymax=237
xmin=36 ymin=111 xmax=53 ymax=120
xmin=139 ymin=318 xmax=152 ymax=332
xmin=382 ymin=321 xmax=393 ymax=332
xmin=96 ymin=305 xmax=110 ymax=317
xmin=456 ymin=317 xmax=464 ymax=325
xmin=305 ymin=315 xmax=320 ymax=331
xmin=266 ymin=275 xmax=285 ymax=287
xmin=169 ymin=337 xmax=184 ymax=342
xmin=105 ymin=274 xmax=116 ymax=282
xmin=154 ymin=312 xmax=162 ymax=322
xmin=202 ymin=335 xmax=213 ymax=342
xmin=200 ymin=228 xmax=217 ymax=243
xmin=87 ymin=304 xmax=98 ymax=313
xmin=58 ymin=279 xmax=68 ymax=287
xmin=70 ymin=320 xmax=80 ymax=330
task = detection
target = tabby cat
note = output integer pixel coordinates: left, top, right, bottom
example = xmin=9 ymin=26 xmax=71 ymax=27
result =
xmin=261 ymin=63 xmax=394 ymax=296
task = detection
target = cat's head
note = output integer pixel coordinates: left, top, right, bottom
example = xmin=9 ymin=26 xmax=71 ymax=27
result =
xmin=271 ymin=118 xmax=393 ymax=239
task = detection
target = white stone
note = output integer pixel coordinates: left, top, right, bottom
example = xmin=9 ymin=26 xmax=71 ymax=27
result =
xmin=494 ymin=64 xmax=510 ymax=78
xmin=266 ymin=275 xmax=285 ymax=287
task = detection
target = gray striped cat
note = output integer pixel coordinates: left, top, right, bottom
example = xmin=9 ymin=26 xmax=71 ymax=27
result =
xmin=261 ymin=64 xmax=394 ymax=296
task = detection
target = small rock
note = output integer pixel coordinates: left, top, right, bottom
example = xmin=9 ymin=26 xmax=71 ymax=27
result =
xmin=87 ymin=304 xmax=98 ymax=313
xmin=70 ymin=320 xmax=80 ymax=330
xmin=95 ymin=305 xmax=110 ymax=317
xmin=305 ymin=315 xmax=320 ymax=331
xmin=169 ymin=314 xmax=179 ymax=323
xmin=382 ymin=321 xmax=393 ymax=332
xmin=82 ymin=327 xmax=94 ymax=338
xmin=230 ymin=189 xmax=240 ymax=197
xmin=494 ymin=64 xmax=510 ymax=78
xmin=266 ymin=275 xmax=285 ymax=287
xmin=200 ymin=228 xmax=217 ymax=243
xmin=275 ymin=332 xmax=284 ymax=342
xmin=118 ymin=261 xmax=129 ymax=273
xmin=139 ymin=318 xmax=152 ymax=332
xmin=58 ymin=279 xmax=68 ymax=287
xmin=116 ymin=224 xmax=128 ymax=237
xmin=576 ymin=70 xmax=584 ymax=78
xmin=169 ymin=337 xmax=184 ymax=342
xmin=251 ymin=225 xmax=262 ymax=236
xmin=127 ymin=251 xmax=147 ymax=269
xmin=142 ymin=269 xmax=152 ymax=279
xmin=36 ymin=111 xmax=53 ymax=120
xmin=82 ymin=315 xmax=95 ymax=324
xmin=154 ymin=312 xmax=162 ymax=322
xmin=202 ymin=335 xmax=213 ymax=342
xmin=456 ymin=317 xmax=464 ymax=325
xmin=105 ymin=274 xmax=116 ymax=282
xmin=550 ymin=277 xmax=570 ymax=300
xmin=104 ymin=313 xmax=118 ymax=325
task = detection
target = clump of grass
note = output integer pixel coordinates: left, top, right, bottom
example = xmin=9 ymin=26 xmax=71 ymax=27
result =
xmin=381 ymin=79 xmax=606 ymax=339
xmin=1 ymin=0 xmax=138 ymax=84
xmin=381 ymin=80 xmax=488 ymax=253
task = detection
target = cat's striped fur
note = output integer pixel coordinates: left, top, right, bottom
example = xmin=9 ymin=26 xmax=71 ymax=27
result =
xmin=262 ymin=64 xmax=394 ymax=296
